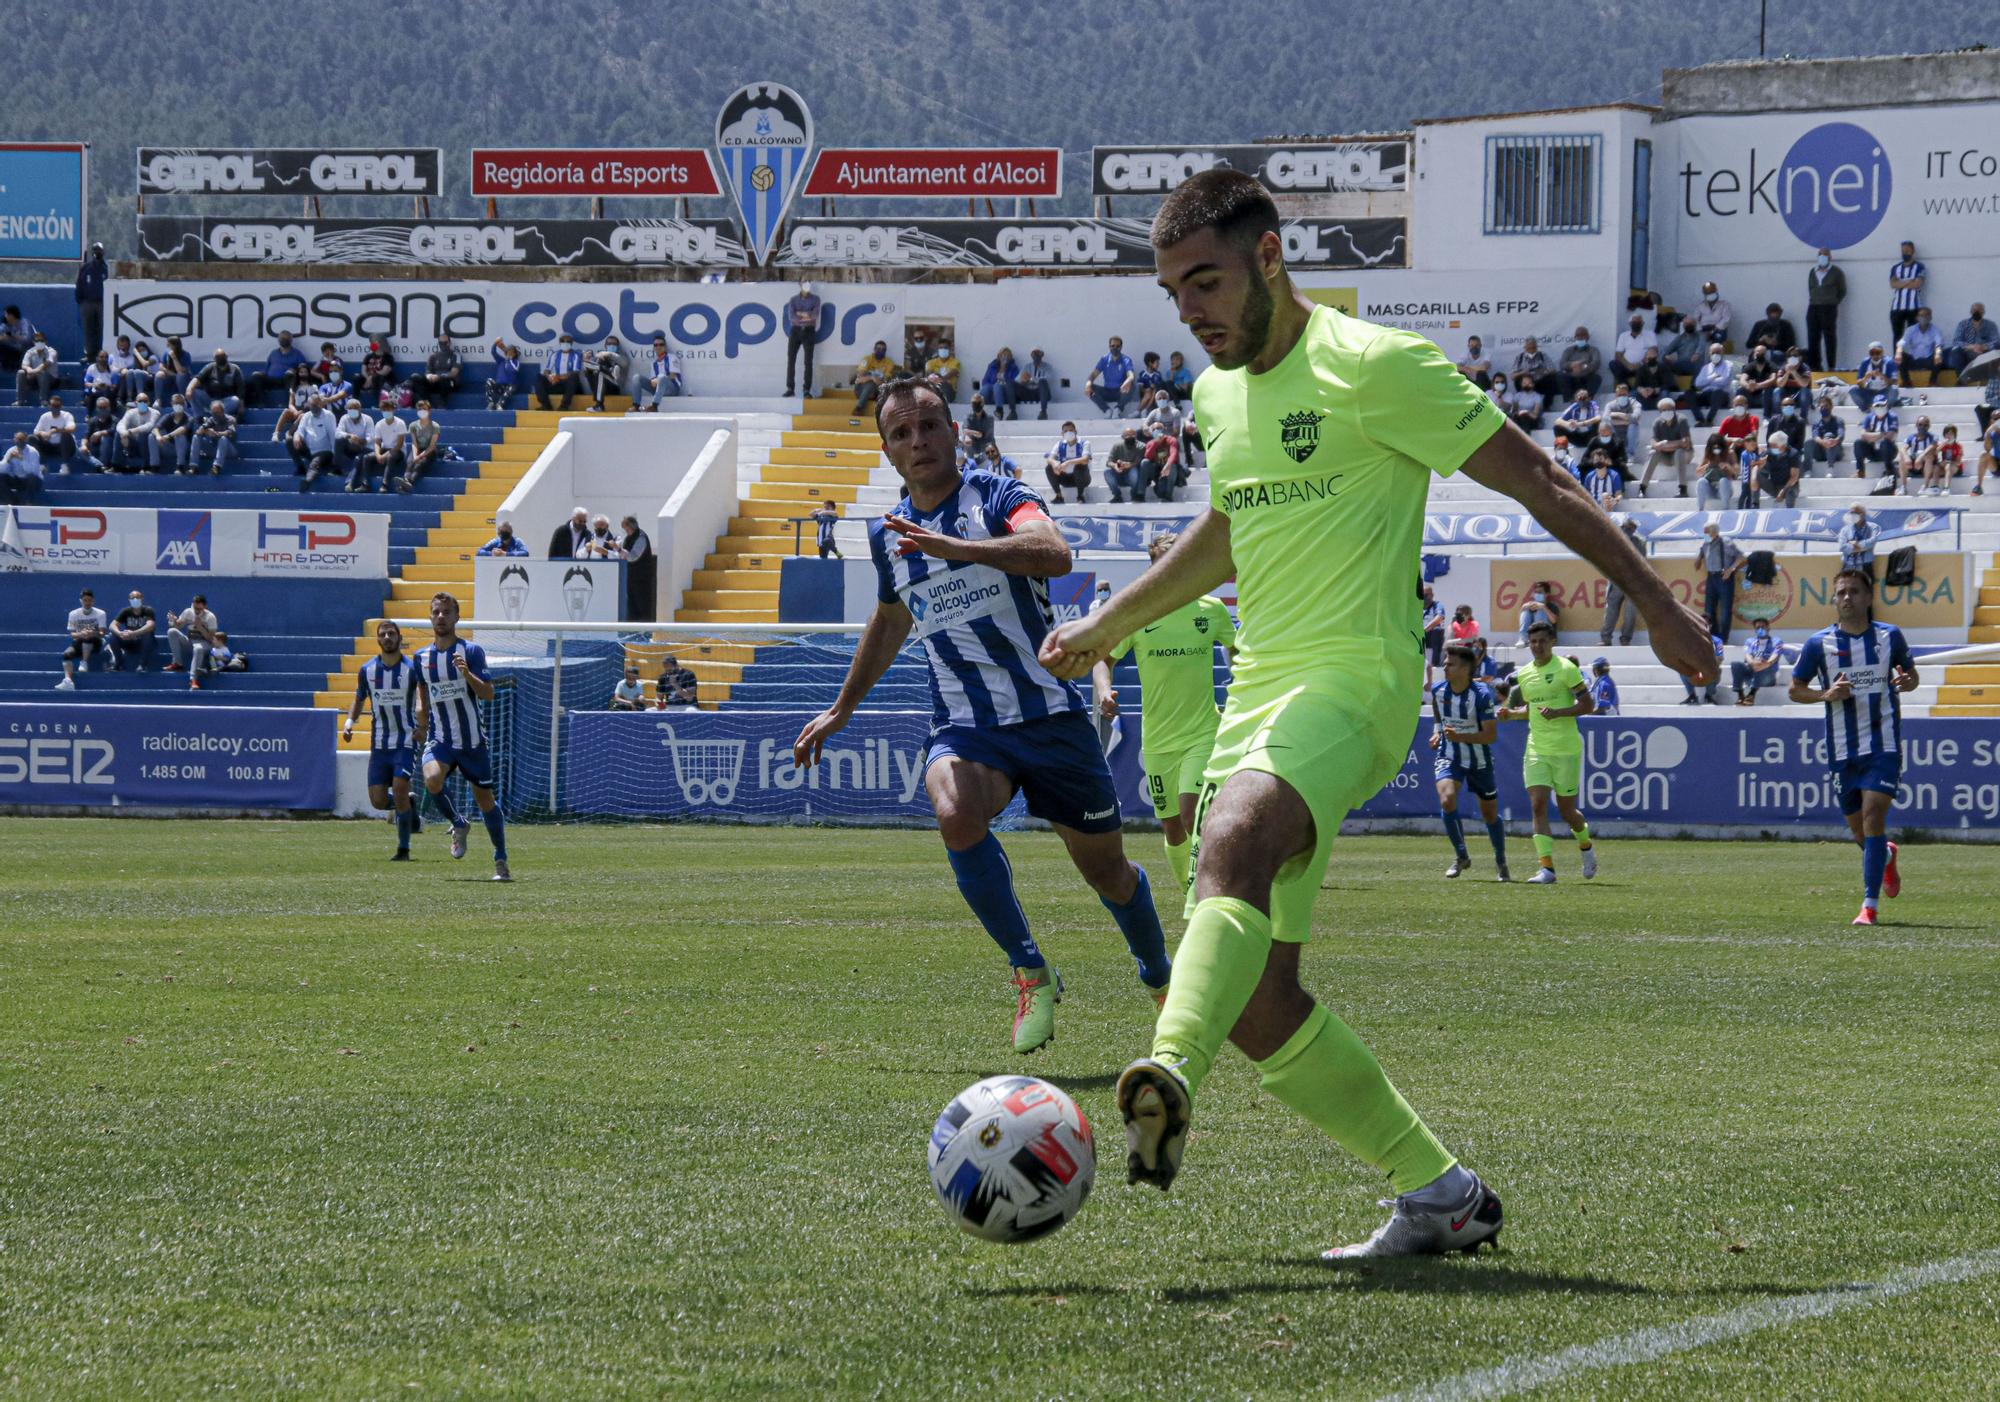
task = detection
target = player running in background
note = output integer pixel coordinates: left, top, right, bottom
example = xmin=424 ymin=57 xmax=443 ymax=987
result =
xmin=793 ymin=376 xmax=1172 ymax=1055
xmin=1429 ymin=641 xmax=1508 ymax=880
xmin=1788 ymin=569 xmax=1918 ymax=925
xmin=1497 ymin=619 xmax=1598 ymax=884
xmin=1039 ymin=169 xmax=1715 ymax=1257
xmin=342 ymin=619 xmax=423 ymax=859
xmin=412 ymin=592 xmax=512 ymax=882
xmin=1088 ymin=532 xmax=1238 ymax=897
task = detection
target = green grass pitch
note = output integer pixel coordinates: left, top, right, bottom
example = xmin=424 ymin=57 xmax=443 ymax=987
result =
xmin=1 ymin=819 xmax=1995 ymax=1398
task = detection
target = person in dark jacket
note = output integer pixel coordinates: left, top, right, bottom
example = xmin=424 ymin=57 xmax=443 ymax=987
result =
xmin=620 ymin=516 xmax=655 ymax=621
xmin=1806 ymin=248 xmax=1846 ymax=371
xmin=75 ymin=243 xmax=107 ymax=353
xmin=547 ymin=506 xmax=590 ymax=560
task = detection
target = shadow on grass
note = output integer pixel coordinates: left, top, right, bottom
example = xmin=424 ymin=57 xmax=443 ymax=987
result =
xmin=1040 ymin=1072 xmax=1122 ymax=1093
xmin=965 ymin=1260 xmax=1659 ymax=1304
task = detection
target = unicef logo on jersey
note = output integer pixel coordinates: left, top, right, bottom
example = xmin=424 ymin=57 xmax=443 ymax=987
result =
xmin=1582 ymin=723 xmax=1688 ymax=814
xmin=1777 ymin=122 xmax=1892 ymax=250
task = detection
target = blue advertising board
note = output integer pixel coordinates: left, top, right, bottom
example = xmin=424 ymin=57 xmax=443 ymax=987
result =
xmin=0 ymin=143 xmax=89 ymax=262
xmin=0 ymin=704 xmax=335 ymax=810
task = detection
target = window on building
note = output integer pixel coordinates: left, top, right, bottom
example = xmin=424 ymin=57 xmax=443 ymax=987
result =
xmin=1484 ymin=134 xmax=1601 ymax=234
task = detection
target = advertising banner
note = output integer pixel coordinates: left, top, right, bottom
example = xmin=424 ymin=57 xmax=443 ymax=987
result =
xmin=1488 ymin=551 xmax=1967 ymax=636
xmin=0 ymin=704 xmax=336 ymax=810
xmin=135 ymin=215 xmax=748 ymax=268
xmin=802 ymin=148 xmax=1063 ymax=198
xmin=8 ymin=505 xmax=387 ymax=578
xmin=1671 ymin=105 xmax=2000 ymax=263
xmin=469 ymin=148 xmax=722 ymax=198
xmin=0 ymin=142 xmax=88 ymax=262
xmin=777 ymin=216 xmax=1406 ymax=270
xmin=474 ymin=556 xmax=625 ymax=624
xmin=1423 ymin=505 xmax=1956 ymax=547
xmin=1091 ymin=141 xmax=1410 ymax=196
xmin=136 ymin=147 xmax=441 ymax=196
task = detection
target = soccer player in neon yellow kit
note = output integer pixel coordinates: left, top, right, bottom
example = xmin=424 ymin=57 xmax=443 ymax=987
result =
xmin=1040 ymin=170 xmax=1715 ymax=1257
xmin=1496 ymin=619 xmax=1599 ymax=883
xmin=1089 ymin=532 xmax=1238 ymax=897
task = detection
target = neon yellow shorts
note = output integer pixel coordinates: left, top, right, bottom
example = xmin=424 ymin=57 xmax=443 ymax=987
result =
xmin=1141 ymin=740 xmax=1215 ymax=821
xmin=1522 ymin=748 xmax=1582 ymax=797
xmin=1189 ymin=680 xmax=1413 ymax=942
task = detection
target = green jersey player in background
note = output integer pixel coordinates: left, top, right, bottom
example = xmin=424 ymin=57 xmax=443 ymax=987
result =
xmin=1089 ymin=532 xmax=1238 ymax=896
xmin=1040 ymin=169 xmax=1715 ymax=1257
xmin=1496 ymin=620 xmax=1598 ymax=884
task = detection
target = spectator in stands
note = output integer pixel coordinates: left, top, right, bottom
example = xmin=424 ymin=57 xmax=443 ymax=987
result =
xmin=1690 ymin=347 xmax=1734 ymax=427
xmin=0 ymin=304 xmax=31 ymax=372
xmin=0 ymin=432 xmax=42 ymax=502
xmin=654 ymin=656 xmax=698 ymax=708
xmin=80 ymin=397 xmax=118 ymax=473
xmin=55 ymin=588 xmax=108 ymax=690
xmin=580 ymin=514 xmax=623 ymax=560
xmin=1630 ymin=346 xmax=1672 ymax=412
xmin=270 ymin=380 xmax=313 ymax=449
xmin=1976 ymin=417 xmax=1998 ymax=497
xmin=548 ymin=506 xmax=590 ymax=560
xmin=166 ymin=594 xmax=219 ymax=688
xmin=1854 ymin=397 xmax=1900 ymax=479
xmin=106 ymin=336 xmax=143 ymax=404
xmin=1768 ymin=394 xmax=1809 ymax=459
xmin=1806 ymin=395 xmax=1846 ymax=472
xmin=1416 ymin=586 xmax=1445 ymax=685
xmin=360 ymin=340 xmax=400 ymax=406
xmin=1659 ymin=314 xmax=1704 ymax=378
xmin=1839 ymin=506 xmax=1879 ymax=575
xmin=1167 ymin=350 xmax=1195 ymax=403
xmin=611 ymin=665 xmax=647 ymax=710
xmin=400 ymin=403 xmax=441 ymax=493
xmin=368 ymin=405 xmax=407 ymax=489
xmin=82 ymin=352 xmax=120 ymax=410
xmin=1587 ymin=658 xmax=1620 ymax=715
xmin=15 ymin=332 xmax=58 ymax=407
xmin=1693 ymin=280 xmax=1734 ymax=344
xmin=191 ymin=350 xmax=245 ymax=419
xmin=300 ymin=341 xmax=336 ymax=389
xmin=109 ymin=588 xmax=158 ymax=671
xmin=1134 ymin=351 xmax=1169 ymax=411
xmin=409 ymin=334 xmax=461 ymax=405
xmin=1516 ymin=581 xmax=1559 ymax=644
xmin=1682 ymin=633 xmax=1725 ymax=705
xmin=618 ymin=516 xmax=656 ymax=620
xmin=249 ymin=331 xmax=308 ymax=407
xmin=1597 ymin=518 xmax=1647 ymax=646
xmin=1555 ymin=387 xmax=1601 ymax=444
xmin=1603 ymin=382 xmax=1641 ymax=462
xmin=1611 ymin=314 xmax=1655 ymax=381
xmin=586 ymin=336 xmax=629 ymax=412
xmin=1747 ymin=303 xmax=1797 ymax=356
xmin=33 ymin=395 xmax=77 ymax=474
xmin=1730 ymin=619 xmax=1781 ymax=706
xmin=1581 ymin=449 xmax=1624 ymax=511
xmin=1774 ymin=353 xmax=1813 ymax=413
xmin=1949 ymin=302 xmax=1997 ymax=373
xmin=978 ymin=440 xmax=1021 ymax=481
xmin=1637 ymin=397 xmax=1692 ymax=498
xmin=316 ymin=355 xmax=353 ymax=409
xmin=1472 ymin=636 xmax=1512 ymax=688
xmin=1086 ymin=335 xmax=1135 ymax=417
xmin=1806 ymin=247 xmax=1845 ymax=370
xmin=290 ymin=394 xmax=339 ymax=490
xmin=1141 ymin=425 xmax=1180 ymax=502
xmin=1735 ymin=346 xmax=1779 ymax=417
xmin=1888 ymin=240 xmax=1925 ymax=346
xmin=1510 ymin=336 xmax=1555 ymax=405
xmin=334 ymin=399 xmax=372 ymax=489
xmin=850 ymin=339 xmax=897 ymax=415
xmin=74 ymin=243 xmax=106 ymax=353
xmin=191 ymin=402 xmax=237 ymax=477
xmin=1444 ymin=605 xmax=1477 ymax=644
xmin=1505 ymin=374 xmax=1544 ymax=432
xmin=978 ymin=346 xmax=1019 ymax=417
xmin=1045 ymin=421 xmax=1091 ymax=503
xmin=112 ymin=395 xmax=155 ymax=473
xmin=479 ymin=339 xmax=519 ymax=411
xmin=1014 ymin=348 xmax=1056 ymax=420
xmin=808 ymin=501 xmax=843 ymax=560
xmin=963 ymin=393 xmax=996 ymax=456
xmin=1548 ymin=431 xmax=1578 ymax=480
xmin=1717 ymin=395 xmax=1760 ymax=458
xmin=1921 ymin=424 xmax=1962 ymax=497
xmin=536 ymin=334 xmax=582 ymax=410
xmin=1146 ymin=393 xmax=1185 ymax=445
xmin=1584 ymin=424 xmax=1627 ymax=475
xmin=1697 ymin=523 xmax=1744 ymax=643
xmin=1485 ymin=375 xmax=1511 ymax=418
xmin=152 ymin=336 xmax=192 ymax=404
xmin=1897 ymin=415 xmax=1938 ymax=496
xmin=1896 ymin=308 xmax=1946 ymax=388
xmin=477 ymin=521 xmax=528 ymax=556
xmin=924 ymin=340 xmax=962 ymax=400
xmin=149 ymin=394 xmax=192 ymax=473
xmin=1750 ymin=431 xmax=1803 ymax=508
xmin=626 ymin=335 xmax=679 ymax=412
xmin=1558 ymin=327 xmax=1602 ymax=398
xmin=784 ymin=280 xmax=820 ymax=397
xmin=1105 ymin=426 xmax=1143 ymax=504
xmin=1455 ymin=335 xmax=1492 ymax=390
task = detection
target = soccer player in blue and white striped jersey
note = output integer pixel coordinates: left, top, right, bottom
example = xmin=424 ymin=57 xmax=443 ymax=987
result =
xmin=1428 ymin=643 xmax=1508 ymax=881
xmin=412 ymin=592 xmax=512 ymax=881
xmin=793 ymin=377 xmax=1170 ymax=1055
xmin=1788 ymin=569 xmax=1919 ymax=925
xmin=342 ymin=619 xmax=424 ymax=858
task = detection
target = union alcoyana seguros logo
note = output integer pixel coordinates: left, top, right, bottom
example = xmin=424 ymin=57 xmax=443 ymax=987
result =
xmin=1280 ymin=409 xmax=1324 ymax=463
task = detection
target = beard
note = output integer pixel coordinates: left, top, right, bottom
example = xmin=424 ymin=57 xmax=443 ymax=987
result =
xmin=1208 ymin=269 xmax=1276 ymax=372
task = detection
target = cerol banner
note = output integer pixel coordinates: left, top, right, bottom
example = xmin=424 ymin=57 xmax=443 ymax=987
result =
xmin=1091 ymin=141 xmax=1410 ymax=196
xmin=136 ymin=215 xmax=748 ymax=268
xmin=777 ymin=216 xmax=1406 ymax=270
xmin=136 ymin=147 xmax=442 ymax=196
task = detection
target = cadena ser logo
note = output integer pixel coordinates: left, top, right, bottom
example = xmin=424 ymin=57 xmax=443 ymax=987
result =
xmin=155 ymin=509 xmax=212 ymax=571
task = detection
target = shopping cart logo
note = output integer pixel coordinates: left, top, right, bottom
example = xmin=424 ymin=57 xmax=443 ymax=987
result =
xmin=657 ymin=723 xmax=746 ymax=807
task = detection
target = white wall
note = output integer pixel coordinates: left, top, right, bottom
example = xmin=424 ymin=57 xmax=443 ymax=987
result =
xmin=656 ymin=426 xmax=737 ymax=616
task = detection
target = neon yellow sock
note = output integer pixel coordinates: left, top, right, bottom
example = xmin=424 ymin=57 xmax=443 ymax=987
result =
xmin=1163 ymin=835 xmax=1191 ymax=894
xmin=1255 ymin=1003 xmax=1457 ymax=1196
xmin=1572 ymin=821 xmax=1593 ymax=850
xmin=1533 ymin=832 xmax=1555 ymax=866
xmin=1151 ymin=896 xmax=1270 ymax=1094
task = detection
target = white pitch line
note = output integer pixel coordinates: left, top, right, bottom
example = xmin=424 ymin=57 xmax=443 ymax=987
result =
xmin=1383 ymin=1246 xmax=2000 ymax=1402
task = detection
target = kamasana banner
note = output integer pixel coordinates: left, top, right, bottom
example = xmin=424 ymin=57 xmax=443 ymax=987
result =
xmin=0 ymin=704 xmax=336 ymax=810
xmin=9 ymin=505 xmax=387 ymax=578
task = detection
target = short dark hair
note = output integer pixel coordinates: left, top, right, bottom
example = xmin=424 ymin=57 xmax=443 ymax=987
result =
xmin=872 ymin=374 xmax=951 ymax=435
xmin=1444 ymin=642 xmax=1477 ymax=667
xmin=1833 ymin=567 xmax=1875 ymax=595
xmin=1150 ymin=168 xmax=1280 ymax=255
xmin=1526 ymin=618 xmax=1557 ymax=638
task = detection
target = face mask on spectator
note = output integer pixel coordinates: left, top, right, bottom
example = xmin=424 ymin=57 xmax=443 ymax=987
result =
xmin=418 ymin=410 xmax=430 ymax=421
xmin=1704 ymin=292 xmax=1718 ymax=304
xmin=1816 ymin=255 xmax=1830 ymax=269
xmin=1063 ymin=431 xmax=1077 ymax=444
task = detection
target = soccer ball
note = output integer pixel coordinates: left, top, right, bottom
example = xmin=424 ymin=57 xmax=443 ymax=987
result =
xmin=927 ymin=1075 xmax=1095 ymax=1243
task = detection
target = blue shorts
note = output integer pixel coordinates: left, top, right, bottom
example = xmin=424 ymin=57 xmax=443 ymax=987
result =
xmin=1434 ymin=754 xmax=1498 ymax=801
xmin=925 ymin=710 xmax=1122 ymax=834
xmin=367 ymin=745 xmax=414 ymax=788
xmin=423 ymin=739 xmax=495 ymax=789
xmin=1836 ymin=751 xmax=1900 ymax=815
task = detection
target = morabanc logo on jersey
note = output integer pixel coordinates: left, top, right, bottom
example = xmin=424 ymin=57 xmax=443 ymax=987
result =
xmin=1280 ymin=409 xmax=1325 ymax=463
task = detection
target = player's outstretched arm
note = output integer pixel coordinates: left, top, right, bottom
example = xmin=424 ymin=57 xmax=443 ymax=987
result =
xmin=1038 ymin=509 xmax=1234 ymax=681
xmin=793 ymin=601 xmax=914 ymax=767
xmin=1462 ymin=423 xmax=1717 ymax=683
xmin=882 ymin=514 xmax=1071 ymax=579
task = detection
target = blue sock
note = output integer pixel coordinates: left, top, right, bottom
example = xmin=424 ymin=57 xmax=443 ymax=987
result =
xmin=1441 ymin=809 xmax=1468 ymax=860
xmin=431 ymin=786 xmax=462 ymax=828
xmin=482 ymin=805 xmax=508 ymax=862
xmin=394 ymin=806 xmax=411 ymax=851
xmin=1485 ymin=820 xmax=1508 ymax=865
xmin=1100 ymin=863 xmax=1171 ymax=989
xmin=1861 ymin=834 xmax=1887 ymax=903
xmin=946 ymin=834 xmax=1043 ymax=969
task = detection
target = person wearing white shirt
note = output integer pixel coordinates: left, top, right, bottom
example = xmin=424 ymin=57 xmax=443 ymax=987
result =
xmin=642 ymin=335 xmax=683 ymax=410
xmin=33 ymin=396 xmax=77 ymax=472
xmin=289 ymin=397 xmax=340 ymax=490
xmin=2 ymin=432 xmax=43 ymax=502
xmin=15 ymin=334 xmax=59 ymax=405
xmin=116 ymin=396 xmax=159 ymax=471
xmin=575 ymin=513 xmax=620 ymax=559
xmin=167 ymin=597 xmax=221 ymax=689
xmin=56 ymin=589 xmax=110 ymax=689
xmin=369 ymin=408 xmax=408 ymax=489
xmin=1611 ymin=314 xmax=1657 ymax=380
xmin=1690 ymin=349 xmax=1735 ymax=426
xmin=1693 ymin=281 xmax=1735 ymax=344
xmin=334 ymin=400 xmax=374 ymax=489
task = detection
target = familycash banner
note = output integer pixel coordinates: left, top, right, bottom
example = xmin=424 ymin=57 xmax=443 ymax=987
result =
xmin=9 ymin=506 xmax=386 ymax=579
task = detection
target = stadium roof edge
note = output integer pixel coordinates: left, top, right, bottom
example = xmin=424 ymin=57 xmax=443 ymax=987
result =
xmin=1410 ymin=101 xmax=1659 ymax=128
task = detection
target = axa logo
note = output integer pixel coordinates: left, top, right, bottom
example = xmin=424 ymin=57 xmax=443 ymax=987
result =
xmin=156 ymin=509 xmax=211 ymax=571
xmin=512 ymin=293 xmax=878 ymax=358
xmin=1680 ymin=121 xmax=1891 ymax=249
